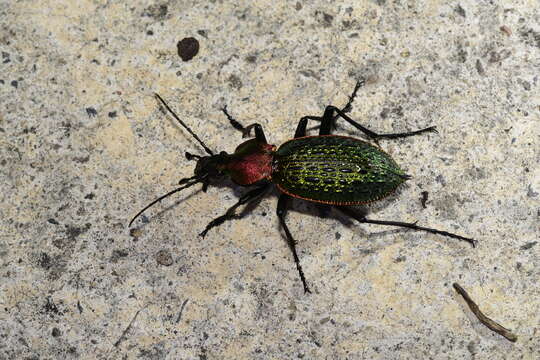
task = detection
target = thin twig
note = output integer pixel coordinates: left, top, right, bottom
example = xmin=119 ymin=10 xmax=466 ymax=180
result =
xmin=175 ymin=299 xmax=189 ymax=324
xmin=453 ymin=283 xmax=517 ymax=342
xmin=114 ymin=305 xmax=147 ymax=347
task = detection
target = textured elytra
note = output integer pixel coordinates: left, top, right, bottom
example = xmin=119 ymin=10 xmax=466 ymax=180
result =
xmin=273 ymin=136 xmax=408 ymax=204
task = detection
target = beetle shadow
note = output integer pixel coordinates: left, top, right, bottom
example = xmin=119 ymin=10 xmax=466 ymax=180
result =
xmin=271 ymin=183 xmax=420 ymax=249
xmin=129 ymin=176 xmax=265 ymax=232
xmin=130 ymin=173 xmax=420 ymax=251
xmin=129 ymin=186 xmax=204 ymax=231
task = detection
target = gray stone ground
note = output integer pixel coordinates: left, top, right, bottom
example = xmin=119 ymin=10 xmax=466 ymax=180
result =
xmin=1 ymin=1 xmax=538 ymax=359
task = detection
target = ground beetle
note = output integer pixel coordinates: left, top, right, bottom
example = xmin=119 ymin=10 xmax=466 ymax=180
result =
xmin=129 ymin=79 xmax=476 ymax=293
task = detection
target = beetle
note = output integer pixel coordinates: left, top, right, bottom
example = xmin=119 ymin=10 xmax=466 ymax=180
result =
xmin=129 ymin=79 xmax=476 ymax=293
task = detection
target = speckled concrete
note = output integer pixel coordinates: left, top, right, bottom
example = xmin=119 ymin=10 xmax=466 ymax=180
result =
xmin=1 ymin=1 xmax=538 ymax=359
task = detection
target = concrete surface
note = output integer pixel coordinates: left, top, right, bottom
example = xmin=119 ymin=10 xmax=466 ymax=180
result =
xmin=1 ymin=0 xmax=538 ymax=359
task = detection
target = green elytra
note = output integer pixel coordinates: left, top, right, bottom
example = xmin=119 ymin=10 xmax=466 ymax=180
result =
xmin=129 ymin=79 xmax=476 ymax=294
xmin=274 ymin=135 xmax=409 ymax=205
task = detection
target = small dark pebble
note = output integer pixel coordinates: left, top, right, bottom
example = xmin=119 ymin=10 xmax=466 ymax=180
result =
xmin=177 ymin=37 xmax=199 ymax=61
xmin=84 ymin=193 xmax=95 ymax=200
xmin=420 ymin=191 xmax=429 ymax=208
xmin=130 ymin=228 xmax=142 ymax=239
xmin=11 ymin=80 xmax=18 ymax=88
xmin=146 ymin=30 xmax=154 ymax=36
xmin=86 ymin=107 xmax=97 ymax=117
xmin=51 ymin=328 xmax=61 ymax=337
xmin=48 ymin=218 xmax=59 ymax=225
xmin=108 ymin=111 xmax=117 ymax=118
xmin=475 ymin=59 xmax=485 ymax=75
xmin=156 ymin=249 xmax=174 ymax=266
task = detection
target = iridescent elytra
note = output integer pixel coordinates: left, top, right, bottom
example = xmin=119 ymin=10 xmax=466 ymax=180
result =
xmin=129 ymin=79 xmax=476 ymax=293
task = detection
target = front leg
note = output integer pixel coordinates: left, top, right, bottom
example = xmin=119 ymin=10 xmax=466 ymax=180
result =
xmin=199 ymin=183 xmax=270 ymax=237
xmin=221 ymin=106 xmax=267 ymax=143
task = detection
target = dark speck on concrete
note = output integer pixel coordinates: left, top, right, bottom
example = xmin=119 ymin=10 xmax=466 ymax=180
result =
xmin=47 ymin=218 xmax=59 ymax=225
xmin=245 ymin=54 xmax=257 ymax=63
xmin=455 ymin=5 xmax=466 ymax=18
xmin=43 ymin=297 xmax=61 ymax=316
xmin=435 ymin=174 xmax=446 ymax=185
xmin=335 ymin=232 xmax=341 ymax=240
xmin=228 ymin=74 xmax=242 ymax=89
xmin=11 ymin=80 xmax=18 ymax=88
xmin=73 ymin=155 xmax=90 ymax=163
xmin=142 ymin=3 xmax=168 ymax=19
xmin=86 ymin=107 xmax=97 ymax=117
xmin=51 ymin=327 xmax=61 ymax=337
xmin=519 ymin=28 xmax=540 ymax=48
xmin=177 ymin=37 xmax=199 ymax=62
xmin=146 ymin=30 xmax=153 ymax=36
xmin=299 ymin=69 xmax=320 ymax=80
xmin=323 ymin=13 xmax=334 ymax=26
xmin=110 ymin=249 xmax=129 ymax=262
xmin=197 ymin=30 xmax=208 ymax=38
xmin=66 ymin=223 xmax=91 ymax=242
xmin=108 ymin=111 xmax=117 ymax=118
xmin=526 ymin=184 xmax=538 ymax=198
xmin=520 ymin=241 xmax=537 ymax=250
xmin=84 ymin=193 xmax=95 ymax=200
xmin=475 ymin=59 xmax=485 ymax=75
xmin=0 ymin=79 xmax=4 ymax=84
xmin=38 ymin=252 xmax=52 ymax=269
xmin=420 ymin=191 xmax=429 ymax=208
xmin=156 ymin=249 xmax=174 ymax=266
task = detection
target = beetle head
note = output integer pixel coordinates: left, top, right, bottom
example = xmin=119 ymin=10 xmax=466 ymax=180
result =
xmin=129 ymin=94 xmax=227 ymax=227
xmin=184 ymin=151 xmax=229 ymax=190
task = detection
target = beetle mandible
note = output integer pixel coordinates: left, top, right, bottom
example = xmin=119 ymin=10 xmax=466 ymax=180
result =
xmin=129 ymin=79 xmax=476 ymax=293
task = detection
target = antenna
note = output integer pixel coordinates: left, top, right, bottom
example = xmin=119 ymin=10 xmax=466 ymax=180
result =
xmin=154 ymin=93 xmax=214 ymax=156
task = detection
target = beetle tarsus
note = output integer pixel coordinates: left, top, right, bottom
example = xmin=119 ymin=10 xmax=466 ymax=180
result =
xmin=185 ymin=152 xmax=200 ymax=161
xmin=277 ymin=194 xmax=311 ymax=294
xmin=338 ymin=207 xmax=477 ymax=248
xmin=222 ymin=105 xmax=245 ymax=132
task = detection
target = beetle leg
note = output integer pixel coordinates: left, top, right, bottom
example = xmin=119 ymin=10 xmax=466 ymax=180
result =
xmin=221 ymin=106 xmax=268 ymax=143
xmin=221 ymin=105 xmax=244 ymax=132
xmin=242 ymin=124 xmax=267 ymax=143
xmin=294 ymin=117 xmax=313 ymax=138
xmin=326 ymin=105 xmax=438 ymax=140
xmin=337 ymin=206 xmax=477 ymax=247
xmin=276 ymin=194 xmax=311 ymax=293
xmin=294 ymin=80 xmax=365 ymax=137
xmin=199 ymin=184 xmax=269 ymax=237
